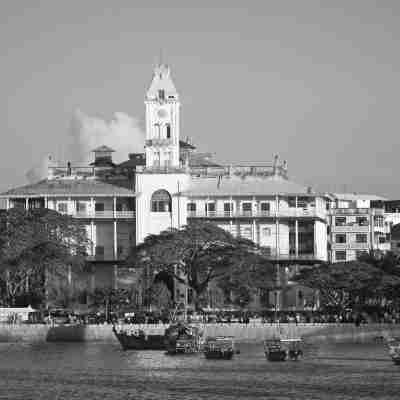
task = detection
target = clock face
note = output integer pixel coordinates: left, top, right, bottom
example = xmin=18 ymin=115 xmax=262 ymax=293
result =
xmin=157 ymin=108 xmax=168 ymax=119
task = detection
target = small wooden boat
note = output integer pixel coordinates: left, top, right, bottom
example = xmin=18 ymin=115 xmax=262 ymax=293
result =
xmin=204 ymin=336 xmax=235 ymax=360
xmin=264 ymin=338 xmax=303 ymax=362
xmin=164 ymin=323 xmax=204 ymax=355
xmin=387 ymin=337 xmax=400 ymax=365
xmin=112 ymin=325 xmax=165 ymax=350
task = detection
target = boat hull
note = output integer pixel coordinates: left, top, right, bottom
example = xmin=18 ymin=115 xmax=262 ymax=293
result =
xmin=113 ymin=327 xmax=165 ymax=350
xmin=265 ymin=350 xmax=287 ymax=362
xmin=205 ymin=349 xmax=234 ymax=360
xmin=392 ymin=357 xmax=400 ymax=365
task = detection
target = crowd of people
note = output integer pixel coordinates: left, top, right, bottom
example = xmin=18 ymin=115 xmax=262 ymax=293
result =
xmin=5 ymin=307 xmax=400 ymax=325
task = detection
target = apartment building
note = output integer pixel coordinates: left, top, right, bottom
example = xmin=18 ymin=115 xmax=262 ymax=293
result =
xmin=328 ymin=194 xmax=391 ymax=262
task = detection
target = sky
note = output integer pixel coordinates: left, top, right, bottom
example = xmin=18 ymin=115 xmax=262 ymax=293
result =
xmin=1 ymin=0 xmax=400 ymax=197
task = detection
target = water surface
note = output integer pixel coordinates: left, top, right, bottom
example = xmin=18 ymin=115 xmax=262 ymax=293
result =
xmin=0 ymin=342 xmax=398 ymax=399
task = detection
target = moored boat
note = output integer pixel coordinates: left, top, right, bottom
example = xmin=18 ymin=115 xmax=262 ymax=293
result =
xmin=164 ymin=322 xmax=204 ymax=355
xmin=204 ymin=336 xmax=235 ymax=360
xmin=113 ymin=325 xmax=165 ymax=350
xmin=264 ymin=338 xmax=303 ymax=361
xmin=387 ymin=337 xmax=400 ymax=365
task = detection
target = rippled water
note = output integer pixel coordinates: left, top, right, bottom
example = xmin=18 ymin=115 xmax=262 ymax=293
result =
xmin=0 ymin=341 xmax=398 ymax=400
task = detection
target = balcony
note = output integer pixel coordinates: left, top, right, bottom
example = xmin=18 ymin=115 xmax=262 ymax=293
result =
xmin=73 ymin=211 xmax=136 ymax=219
xmin=332 ymin=225 xmax=370 ymax=233
xmin=187 ymin=209 xmax=326 ymax=219
xmin=263 ymin=250 xmax=320 ymax=261
xmin=331 ymin=242 xmax=369 ymax=250
xmin=145 ymin=138 xmax=173 ymax=147
xmin=330 ymin=208 xmax=384 ymax=216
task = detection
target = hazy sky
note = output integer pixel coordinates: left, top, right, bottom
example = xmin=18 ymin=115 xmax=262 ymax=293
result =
xmin=1 ymin=1 xmax=400 ymax=197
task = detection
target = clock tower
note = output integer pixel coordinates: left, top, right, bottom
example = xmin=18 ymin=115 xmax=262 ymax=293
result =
xmin=145 ymin=63 xmax=180 ymax=169
xmin=136 ymin=63 xmax=189 ymax=245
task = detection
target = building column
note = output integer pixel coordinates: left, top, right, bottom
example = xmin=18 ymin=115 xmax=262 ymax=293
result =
xmin=113 ymin=196 xmax=117 ymax=219
xmin=295 ymin=219 xmax=299 ymax=257
xmin=114 ymin=265 xmax=118 ymax=290
xmin=91 ymin=221 xmax=95 ymax=256
xmin=25 ymin=197 xmax=29 ymax=210
xmin=67 ymin=265 xmax=72 ymax=286
xmin=369 ymin=211 xmax=374 ymax=251
xmin=314 ymin=221 xmax=317 ymax=257
xmin=44 ymin=196 xmax=48 ymax=209
xmin=90 ymin=197 xmax=95 ymax=217
xmin=114 ymin=220 xmax=118 ymax=260
xmin=5 ymin=199 xmax=9 ymax=210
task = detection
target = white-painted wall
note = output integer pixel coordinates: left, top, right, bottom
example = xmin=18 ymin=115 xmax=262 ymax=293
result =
xmin=135 ymin=172 xmax=190 ymax=244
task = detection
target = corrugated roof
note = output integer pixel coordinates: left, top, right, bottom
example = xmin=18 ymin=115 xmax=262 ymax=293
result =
xmin=1 ymin=178 xmax=135 ymax=197
xmin=185 ymin=175 xmax=317 ymax=196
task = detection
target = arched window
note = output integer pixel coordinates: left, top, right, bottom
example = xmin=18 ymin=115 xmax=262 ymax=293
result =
xmin=151 ymin=189 xmax=172 ymax=212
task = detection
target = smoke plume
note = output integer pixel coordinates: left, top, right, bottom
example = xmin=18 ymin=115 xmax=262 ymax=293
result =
xmin=26 ymin=156 xmax=51 ymax=183
xmin=67 ymin=109 xmax=145 ymax=164
xmin=25 ymin=109 xmax=146 ymax=183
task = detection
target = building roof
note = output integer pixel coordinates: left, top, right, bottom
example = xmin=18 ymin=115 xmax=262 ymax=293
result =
xmin=118 ymin=153 xmax=146 ymax=169
xmin=92 ymin=145 xmax=115 ymax=153
xmin=1 ymin=178 xmax=136 ymax=198
xmin=185 ymin=175 xmax=317 ymax=197
xmin=189 ymin=153 xmax=222 ymax=168
xmin=332 ymin=193 xmax=387 ymax=201
xmin=179 ymin=140 xmax=196 ymax=150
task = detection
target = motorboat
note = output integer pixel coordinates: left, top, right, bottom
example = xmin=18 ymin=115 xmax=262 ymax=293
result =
xmin=264 ymin=338 xmax=303 ymax=361
xmin=112 ymin=325 xmax=165 ymax=350
xmin=387 ymin=337 xmax=400 ymax=365
xmin=204 ymin=336 xmax=236 ymax=360
xmin=164 ymin=322 xmax=204 ymax=355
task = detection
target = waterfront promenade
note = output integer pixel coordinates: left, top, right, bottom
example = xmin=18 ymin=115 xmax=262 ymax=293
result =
xmin=1 ymin=322 xmax=399 ymax=344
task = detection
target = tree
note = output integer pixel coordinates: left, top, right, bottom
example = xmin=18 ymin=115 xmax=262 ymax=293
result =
xmin=293 ymin=258 xmax=400 ymax=310
xmin=0 ymin=207 xmax=89 ymax=307
xmin=126 ymin=221 xmax=274 ymax=310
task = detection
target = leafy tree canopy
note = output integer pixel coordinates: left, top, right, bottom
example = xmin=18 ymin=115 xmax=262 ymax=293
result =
xmin=126 ymin=221 xmax=274 ymax=309
xmin=0 ymin=207 xmax=90 ymax=306
xmin=293 ymin=252 xmax=400 ymax=310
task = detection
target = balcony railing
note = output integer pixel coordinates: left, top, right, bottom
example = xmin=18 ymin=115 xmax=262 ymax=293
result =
xmin=187 ymin=209 xmax=326 ymax=219
xmin=73 ymin=211 xmax=136 ymax=219
xmin=331 ymin=242 xmax=369 ymax=250
xmin=332 ymin=225 xmax=370 ymax=233
xmin=330 ymin=208 xmax=384 ymax=216
xmin=262 ymin=251 xmax=320 ymax=261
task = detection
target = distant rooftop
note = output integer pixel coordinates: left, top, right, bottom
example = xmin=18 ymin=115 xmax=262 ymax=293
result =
xmin=332 ymin=193 xmax=387 ymax=202
xmin=1 ymin=178 xmax=135 ymax=198
xmin=186 ymin=175 xmax=316 ymax=197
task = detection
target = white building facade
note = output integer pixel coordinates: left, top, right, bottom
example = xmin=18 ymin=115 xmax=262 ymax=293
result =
xmin=2 ymin=63 xmax=398 ymax=310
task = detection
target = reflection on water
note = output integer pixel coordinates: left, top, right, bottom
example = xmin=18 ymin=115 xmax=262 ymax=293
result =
xmin=0 ymin=342 xmax=398 ymax=400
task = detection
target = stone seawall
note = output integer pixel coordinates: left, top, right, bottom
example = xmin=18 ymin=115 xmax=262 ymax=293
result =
xmin=1 ymin=323 xmax=400 ymax=344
